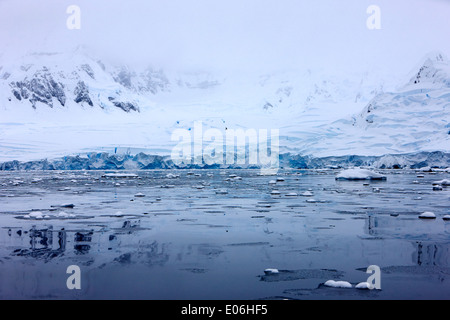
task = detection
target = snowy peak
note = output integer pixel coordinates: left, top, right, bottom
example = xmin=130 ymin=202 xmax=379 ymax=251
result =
xmin=407 ymin=52 xmax=450 ymax=88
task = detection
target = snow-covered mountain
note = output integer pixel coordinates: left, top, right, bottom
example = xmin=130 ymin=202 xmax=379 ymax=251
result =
xmin=0 ymin=49 xmax=449 ymax=165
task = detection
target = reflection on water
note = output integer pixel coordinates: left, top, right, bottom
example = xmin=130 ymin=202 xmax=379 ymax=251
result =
xmin=0 ymin=169 xmax=449 ymax=299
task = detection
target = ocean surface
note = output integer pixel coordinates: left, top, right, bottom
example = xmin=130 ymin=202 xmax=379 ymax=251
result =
xmin=0 ymin=169 xmax=449 ymax=300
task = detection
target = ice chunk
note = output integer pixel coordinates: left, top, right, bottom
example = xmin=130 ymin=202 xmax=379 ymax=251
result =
xmin=324 ymin=280 xmax=352 ymax=288
xmin=336 ymin=169 xmax=386 ymax=181
xmin=419 ymin=212 xmax=436 ymax=219
xmin=268 ymin=180 xmax=277 ymax=185
xmin=301 ymin=191 xmax=314 ymax=197
xmin=114 ymin=211 xmax=124 ymax=217
xmin=270 ymin=190 xmax=281 ymax=195
xmin=355 ymin=282 xmax=371 ymax=290
xmin=442 ymin=215 xmax=450 ymax=221
xmin=264 ymin=269 xmax=279 ymax=275
xmin=285 ymin=193 xmax=298 ymax=197
xmin=432 ymin=179 xmax=450 ymax=186
xmin=57 ymin=211 xmax=76 ymax=218
xmin=134 ymin=193 xmax=145 ymax=197
xmin=28 ymin=211 xmax=44 ymax=219
xmin=215 ymin=189 xmax=228 ymax=195
xmin=103 ymin=173 xmax=138 ymax=178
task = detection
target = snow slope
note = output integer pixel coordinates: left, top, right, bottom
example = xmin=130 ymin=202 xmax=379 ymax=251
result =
xmin=0 ymin=49 xmax=449 ymax=164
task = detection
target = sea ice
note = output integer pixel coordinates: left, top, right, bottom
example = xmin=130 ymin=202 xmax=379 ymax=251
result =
xmin=324 ymin=280 xmax=352 ymax=288
xmin=419 ymin=212 xmax=436 ymax=219
xmin=335 ymin=169 xmax=386 ymax=181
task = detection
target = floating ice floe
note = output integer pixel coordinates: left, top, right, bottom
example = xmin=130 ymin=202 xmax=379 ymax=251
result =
xmin=301 ymin=191 xmax=314 ymax=197
xmin=264 ymin=269 xmax=279 ymax=275
xmin=285 ymin=193 xmax=298 ymax=197
xmin=324 ymin=280 xmax=352 ymax=288
xmin=433 ymin=186 xmax=443 ymax=191
xmin=57 ymin=211 xmax=76 ymax=218
xmin=166 ymin=173 xmax=180 ymax=179
xmin=442 ymin=215 xmax=450 ymax=221
xmin=31 ymin=178 xmax=42 ymax=183
xmin=134 ymin=193 xmax=145 ymax=197
xmin=270 ymin=190 xmax=281 ymax=196
xmin=24 ymin=212 xmax=46 ymax=219
xmin=412 ymin=181 xmax=419 ymax=184
xmin=114 ymin=211 xmax=124 ymax=217
xmin=269 ymin=180 xmax=277 ymax=185
xmin=215 ymin=189 xmax=228 ymax=195
xmin=276 ymin=178 xmax=285 ymax=182
xmin=432 ymin=179 xmax=450 ymax=186
xmin=335 ymin=169 xmax=386 ymax=181
xmin=419 ymin=212 xmax=436 ymax=219
xmin=306 ymin=199 xmax=318 ymax=203
xmin=102 ymin=173 xmax=139 ymax=178
xmin=355 ymin=282 xmax=371 ymax=290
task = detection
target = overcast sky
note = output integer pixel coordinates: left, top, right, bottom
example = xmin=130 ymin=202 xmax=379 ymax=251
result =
xmin=1 ymin=0 xmax=449 ymax=75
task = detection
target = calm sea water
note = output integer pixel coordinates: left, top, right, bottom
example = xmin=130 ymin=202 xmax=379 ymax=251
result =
xmin=0 ymin=169 xmax=449 ymax=300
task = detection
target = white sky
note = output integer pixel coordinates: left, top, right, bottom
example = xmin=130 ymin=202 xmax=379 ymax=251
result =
xmin=1 ymin=0 xmax=449 ymax=75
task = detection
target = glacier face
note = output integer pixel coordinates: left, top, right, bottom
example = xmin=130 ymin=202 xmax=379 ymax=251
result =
xmin=0 ymin=50 xmax=449 ymax=165
xmin=1 ymin=151 xmax=449 ymax=171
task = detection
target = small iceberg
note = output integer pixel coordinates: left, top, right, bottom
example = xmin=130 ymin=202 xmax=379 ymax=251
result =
xmin=25 ymin=211 xmax=45 ymax=219
xmin=336 ymin=169 xmax=386 ymax=181
xmin=432 ymin=179 xmax=450 ymax=186
xmin=270 ymin=190 xmax=281 ymax=196
xmin=264 ymin=269 xmax=279 ymax=275
xmin=114 ymin=211 xmax=124 ymax=217
xmin=103 ymin=173 xmax=139 ymax=178
xmin=57 ymin=211 xmax=76 ymax=218
xmin=134 ymin=193 xmax=145 ymax=198
xmin=355 ymin=282 xmax=371 ymax=290
xmin=419 ymin=212 xmax=436 ymax=220
xmin=301 ymin=191 xmax=314 ymax=197
xmin=324 ymin=280 xmax=352 ymax=289
xmin=442 ymin=215 xmax=450 ymax=221
xmin=285 ymin=193 xmax=298 ymax=197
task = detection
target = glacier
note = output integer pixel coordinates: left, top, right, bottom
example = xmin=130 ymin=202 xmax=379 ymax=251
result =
xmin=1 ymin=151 xmax=448 ymax=171
xmin=0 ymin=50 xmax=449 ymax=167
